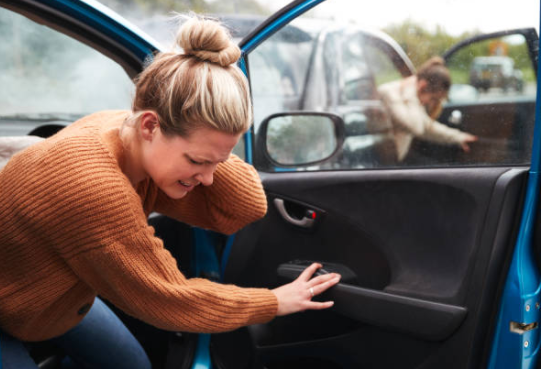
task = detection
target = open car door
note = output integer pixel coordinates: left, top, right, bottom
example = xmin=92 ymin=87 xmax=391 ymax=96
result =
xmin=211 ymin=1 xmax=541 ymax=368
xmin=409 ymin=28 xmax=539 ymax=168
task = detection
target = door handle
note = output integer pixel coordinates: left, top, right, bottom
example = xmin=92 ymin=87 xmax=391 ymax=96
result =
xmin=273 ymin=198 xmax=316 ymax=228
xmin=448 ymin=109 xmax=463 ymax=125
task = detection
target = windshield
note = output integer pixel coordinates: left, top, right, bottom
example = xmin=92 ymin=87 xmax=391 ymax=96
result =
xmin=97 ymin=0 xmax=274 ymax=46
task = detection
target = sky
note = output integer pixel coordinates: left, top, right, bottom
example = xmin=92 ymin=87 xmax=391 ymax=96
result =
xmin=259 ymin=0 xmax=540 ymax=36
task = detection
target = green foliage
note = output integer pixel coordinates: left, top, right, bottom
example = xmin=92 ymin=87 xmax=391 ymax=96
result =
xmin=383 ymin=19 xmax=468 ymax=68
xmin=446 ymin=39 xmax=491 ymax=83
xmin=383 ymin=19 xmax=536 ymax=83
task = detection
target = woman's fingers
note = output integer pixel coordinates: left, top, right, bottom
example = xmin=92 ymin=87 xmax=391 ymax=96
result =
xmin=298 ymin=264 xmax=341 ymax=298
xmin=308 ymin=274 xmax=341 ymax=298
xmin=298 ymin=262 xmax=322 ymax=282
xmin=306 ymin=301 xmax=335 ymax=310
xmin=461 ymin=134 xmax=478 ymax=152
xmin=305 ymin=275 xmax=340 ymax=310
xmin=272 ymin=265 xmax=341 ymax=316
xmin=308 ymin=272 xmax=339 ymax=287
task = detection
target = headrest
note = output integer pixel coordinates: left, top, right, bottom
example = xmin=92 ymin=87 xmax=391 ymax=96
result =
xmin=0 ymin=136 xmax=44 ymax=170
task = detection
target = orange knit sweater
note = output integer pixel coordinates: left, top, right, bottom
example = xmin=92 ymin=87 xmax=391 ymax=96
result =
xmin=0 ymin=110 xmax=277 ymax=342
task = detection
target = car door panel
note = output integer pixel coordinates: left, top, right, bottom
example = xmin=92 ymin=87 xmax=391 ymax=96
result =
xmin=216 ymin=167 xmax=526 ymax=368
xmin=410 ymin=100 xmax=535 ymax=166
xmin=277 ymin=260 xmax=467 ymax=341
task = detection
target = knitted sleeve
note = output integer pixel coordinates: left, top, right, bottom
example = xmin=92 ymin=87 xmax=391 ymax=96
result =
xmin=64 ymin=228 xmax=278 ymax=333
xmin=153 ymin=154 xmax=268 ymax=235
xmin=20 ymin=136 xmax=277 ymax=333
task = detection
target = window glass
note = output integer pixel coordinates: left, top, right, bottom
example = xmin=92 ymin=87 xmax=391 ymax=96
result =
xmin=341 ymin=33 xmax=374 ymax=101
xmin=364 ymin=43 xmax=403 ymax=87
xmin=249 ymin=0 xmax=539 ymax=171
xmin=249 ymin=25 xmax=314 ymax=132
xmin=0 ymin=7 xmax=133 ymax=137
xmin=443 ymin=34 xmax=537 ymax=165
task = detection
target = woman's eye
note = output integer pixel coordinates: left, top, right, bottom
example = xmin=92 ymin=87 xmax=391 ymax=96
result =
xmin=189 ymin=158 xmax=203 ymax=165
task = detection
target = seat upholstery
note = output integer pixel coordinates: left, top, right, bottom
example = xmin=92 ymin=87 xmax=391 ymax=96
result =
xmin=0 ymin=136 xmax=44 ymax=170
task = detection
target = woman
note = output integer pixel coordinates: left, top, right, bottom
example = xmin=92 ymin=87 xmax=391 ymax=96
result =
xmin=0 ymin=16 xmax=340 ymax=368
xmin=378 ymin=56 xmax=478 ymax=162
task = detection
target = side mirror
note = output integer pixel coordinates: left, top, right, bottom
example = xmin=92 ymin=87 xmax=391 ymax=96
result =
xmin=254 ymin=112 xmax=345 ymax=171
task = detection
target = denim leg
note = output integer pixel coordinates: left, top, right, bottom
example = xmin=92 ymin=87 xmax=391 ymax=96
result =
xmin=0 ymin=332 xmax=39 ymax=369
xmin=51 ymin=297 xmax=151 ymax=369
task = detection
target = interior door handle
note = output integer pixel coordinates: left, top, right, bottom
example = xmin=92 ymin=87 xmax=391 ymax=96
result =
xmin=448 ymin=109 xmax=463 ymax=125
xmin=273 ymin=198 xmax=316 ymax=228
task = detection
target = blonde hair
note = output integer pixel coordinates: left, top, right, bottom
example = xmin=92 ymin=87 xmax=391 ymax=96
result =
xmin=132 ymin=15 xmax=252 ymax=137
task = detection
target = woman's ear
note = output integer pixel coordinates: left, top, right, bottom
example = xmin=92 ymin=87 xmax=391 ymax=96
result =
xmin=417 ymin=78 xmax=428 ymax=93
xmin=139 ymin=111 xmax=160 ymax=141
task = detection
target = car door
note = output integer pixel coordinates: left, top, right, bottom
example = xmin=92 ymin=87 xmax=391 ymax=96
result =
xmin=211 ymin=0 xmax=541 ymax=368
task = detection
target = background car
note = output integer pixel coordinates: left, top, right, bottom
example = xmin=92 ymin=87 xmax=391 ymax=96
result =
xmin=470 ymin=56 xmax=524 ymax=92
xmin=250 ymin=22 xmax=415 ymax=169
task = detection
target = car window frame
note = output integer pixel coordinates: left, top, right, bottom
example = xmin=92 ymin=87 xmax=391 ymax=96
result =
xmin=443 ymin=28 xmax=539 ymax=72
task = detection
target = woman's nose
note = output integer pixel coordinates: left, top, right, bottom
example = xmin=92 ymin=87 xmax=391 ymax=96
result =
xmin=195 ymin=168 xmax=214 ymax=186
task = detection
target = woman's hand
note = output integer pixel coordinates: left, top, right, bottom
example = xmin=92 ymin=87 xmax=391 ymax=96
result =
xmin=460 ymin=133 xmax=479 ymax=152
xmin=272 ymin=263 xmax=341 ymax=316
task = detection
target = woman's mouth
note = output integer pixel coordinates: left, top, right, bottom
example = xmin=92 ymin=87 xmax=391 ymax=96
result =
xmin=178 ymin=180 xmax=197 ymax=190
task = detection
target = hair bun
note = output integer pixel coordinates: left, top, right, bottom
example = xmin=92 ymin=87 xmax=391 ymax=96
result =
xmin=176 ymin=17 xmax=241 ymax=67
xmin=423 ymin=56 xmax=446 ymax=68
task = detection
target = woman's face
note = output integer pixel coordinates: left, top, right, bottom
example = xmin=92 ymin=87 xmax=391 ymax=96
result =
xmin=417 ymin=79 xmax=447 ymax=112
xmin=141 ymin=123 xmax=242 ymax=199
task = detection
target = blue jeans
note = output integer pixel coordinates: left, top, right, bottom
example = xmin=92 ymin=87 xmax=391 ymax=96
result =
xmin=0 ymin=297 xmax=151 ymax=369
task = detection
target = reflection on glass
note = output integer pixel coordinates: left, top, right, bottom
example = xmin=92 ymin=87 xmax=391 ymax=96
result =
xmin=249 ymin=0 xmax=538 ymax=171
xmin=266 ymin=116 xmax=336 ymax=165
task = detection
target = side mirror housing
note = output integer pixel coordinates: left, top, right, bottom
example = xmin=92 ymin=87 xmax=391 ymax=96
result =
xmin=254 ymin=112 xmax=345 ymax=172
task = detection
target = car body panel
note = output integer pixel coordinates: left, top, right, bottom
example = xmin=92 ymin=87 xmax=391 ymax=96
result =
xmin=246 ymin=22 xmax=417 ymax=170
xmin=487 ymin=58 xmax=541 ymax=368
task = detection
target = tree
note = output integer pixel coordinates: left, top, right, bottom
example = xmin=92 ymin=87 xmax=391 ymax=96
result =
xmin=383 ymin=19 xmax=480 ymax=69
